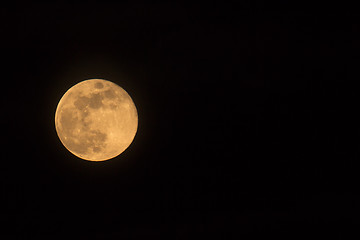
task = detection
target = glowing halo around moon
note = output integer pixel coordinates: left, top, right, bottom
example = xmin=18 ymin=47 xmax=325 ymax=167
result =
xmin=55 ymin=79 xmax=138 ymax=161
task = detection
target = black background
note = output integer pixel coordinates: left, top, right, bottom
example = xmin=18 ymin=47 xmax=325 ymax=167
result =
xmin=1 ymin=2 xmax=359 ymax=239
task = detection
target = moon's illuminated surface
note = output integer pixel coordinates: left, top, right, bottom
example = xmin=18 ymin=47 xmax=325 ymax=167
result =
xmin=55 ymin=79 xmax=138 ymax=161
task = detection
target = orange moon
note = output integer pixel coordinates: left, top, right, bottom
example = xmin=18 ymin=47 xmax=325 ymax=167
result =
xmin=55 ymin=79 xmax=138 ymax=161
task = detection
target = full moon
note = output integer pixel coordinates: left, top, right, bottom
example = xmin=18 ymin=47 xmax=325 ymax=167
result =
xmin=55 ymin=79 xmax=138 ymax=161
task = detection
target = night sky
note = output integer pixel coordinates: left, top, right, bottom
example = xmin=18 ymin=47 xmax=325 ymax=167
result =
xmin=1 ymin=2 xmax=359 ymax=239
